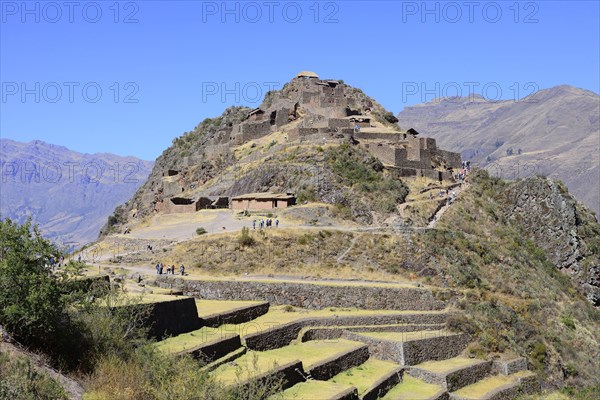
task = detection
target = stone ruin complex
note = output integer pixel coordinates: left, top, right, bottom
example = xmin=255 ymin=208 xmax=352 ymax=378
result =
xmin=155 ymin=71 xmax=462 ymax=213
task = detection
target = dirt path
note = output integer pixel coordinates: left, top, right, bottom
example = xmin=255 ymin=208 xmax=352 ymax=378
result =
xmin=427 ymin=183 xmax=466 ymax=228
xmin=336 ymin=234 xmax=360 ymax=263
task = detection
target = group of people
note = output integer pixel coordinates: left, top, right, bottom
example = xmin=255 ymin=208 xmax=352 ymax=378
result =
xmin=429 ymin=188 xmax=457 ymax=202
xmin=155 ymin=262 xmax=185 ymax=276
xmin=454 ymin=161 xmax=472 ymax=181
xmin=252 ymin=218 xmax=279 ymax=229
xmin=48 ymin=255 xmax=65 ymax=269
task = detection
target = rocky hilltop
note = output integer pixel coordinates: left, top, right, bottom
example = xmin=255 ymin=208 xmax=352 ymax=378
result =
xmin=0 ymin=139 xmax=153 ymax=246
xmin=397 ymin=85 xmax=600 ymax=217
xmin=104 ymin=72 xmax=462 ymax=234
xmin=87 ymin=73 xmax=600 ymax=394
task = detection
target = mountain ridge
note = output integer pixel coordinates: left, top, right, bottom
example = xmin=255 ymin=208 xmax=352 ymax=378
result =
xmin=397 ymin=84 xmax=600 ymax=217
xmin=0 ymin=138 xmax=154 ymax=246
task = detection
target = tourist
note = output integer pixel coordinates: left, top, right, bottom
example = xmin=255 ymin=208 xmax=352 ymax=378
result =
xmin=159 ymin=263 xmax=164 ymax=275
xmin=180 ymin=264 xmax=185 ymax=276
xmin=275 ymin=219 xmax=279 ymax=227
xmin=155 ymin=263 xmax=160 ymax=274
xmin=252 ymin=220 xmax=256 ymax=230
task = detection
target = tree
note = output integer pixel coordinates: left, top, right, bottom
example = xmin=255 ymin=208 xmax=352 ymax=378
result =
xmin=0 ymin=218 xmax=68 ymax=350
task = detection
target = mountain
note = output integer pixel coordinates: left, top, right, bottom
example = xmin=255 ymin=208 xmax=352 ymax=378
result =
xmin=396 ymin=85 xmax=600 ymax=217
xmin=103 ymin=72 xmax=460 ymax=235
xmin=0 ymin=139 xmax=153 ymax=247
xmin=89 ymin=73 xmax=600 ymax=390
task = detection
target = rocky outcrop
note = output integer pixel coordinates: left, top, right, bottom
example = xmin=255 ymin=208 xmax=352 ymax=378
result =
xmin=498 ymin=177 xmax=600 ymax=305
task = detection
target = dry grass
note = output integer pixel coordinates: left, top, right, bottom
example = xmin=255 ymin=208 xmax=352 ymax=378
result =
xmin=452 ymin=370 xmax=535 ymax=399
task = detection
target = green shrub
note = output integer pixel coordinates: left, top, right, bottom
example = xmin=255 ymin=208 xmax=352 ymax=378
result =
xmin=196 ymin=227 xmax=207 ymax=235
xmin=0 ymin=352 xmax=68 ymax=400
xmin=561 ymin=316 xmax=576 ymax=330
xmin=238 ymin=227 xmax=255 ymax=247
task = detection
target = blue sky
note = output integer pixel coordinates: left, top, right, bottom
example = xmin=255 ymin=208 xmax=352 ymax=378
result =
xmin=1 ymin=0 xmax=599 ymax=160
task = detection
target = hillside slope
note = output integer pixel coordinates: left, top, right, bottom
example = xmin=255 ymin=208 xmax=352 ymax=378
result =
xmin=103 ymin=75 xmax=424 ymax=235
xmin=0 ymin=139 xmax=153 ymax=246
xmin=396 ymin=85 xmax=600 ymax=217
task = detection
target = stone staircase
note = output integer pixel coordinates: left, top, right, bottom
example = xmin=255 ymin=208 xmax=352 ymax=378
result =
xmin=135 ymin=278 xmax=539 ymax=399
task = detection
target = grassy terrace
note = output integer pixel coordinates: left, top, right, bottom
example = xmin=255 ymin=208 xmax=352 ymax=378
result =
xmin=355 ymin=330 xmax=455 ymax=342
xmin=126 ymin=292 xmax=191 ymax=304
xmin=212 ymin=339 xmax=365 ymax=385
xmin=196 ymin=299 xmax=266 ymax=318
xmin=330 ymin=358 xmax=401 ymax=396
xmin=154 ymin=305 xmax=447 ymax=355
xmin=298 ymin=323 xmax=444 ymax=337
xmin=451 ymin=370 xmax=536 ymax=399
xmin=157 ymin=273 xmax=430 ymax=290
xmin=217 ymin=306 xmax=447 ymax=343
xmin=273 ymin=380 xmax=355 ymax=400
xmin=152 ymin=326 xmax=234 ymax=354
xmin=381 ymin=375 xmax=444 ymax=400
xmin=413 ymin=357 xmax=484 ymax=374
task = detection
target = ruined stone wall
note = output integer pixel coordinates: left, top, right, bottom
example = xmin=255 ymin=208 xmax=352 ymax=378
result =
xmin=156 ymin=200 xmax=197 ymax=214
xmin=200 ymin=302 xmax=270 ymax=327
xmin=354 ymin=132 xmax=404 ymax=142
xmin=407 ymin=141 xmax=421 ymax=161
xmin=241 ymin=312 xmax=449 ymax=351
xmin=343 ymin=332 xmax=470 ymax=366
xmin=420 ymin=137 xmax=437 ymax=150
xmin=435 ymin=149 xmax=462 ymax=169
xmin=328 ymin=118 xmax=352 ymax=129
xmin=362 ymin=143 xmax=398 ymax=166
xmin=125 ymin=297 xmax=202 ymax=340
xmin=275 ymin=108 xmax=289 ymax=127
xmin=309 ymin=345 xmax=369 ymax=380
xmin=203 ymin=144 xmax=229 ymax=160
xmin=153 ymin=277 xmax=447 ymax=311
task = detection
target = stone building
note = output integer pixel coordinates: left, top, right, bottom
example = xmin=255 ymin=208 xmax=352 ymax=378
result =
xmin=231 ymin=193 xmax=296 ymax=211
xmin=155 ymin=71 xmax=462 ymax=216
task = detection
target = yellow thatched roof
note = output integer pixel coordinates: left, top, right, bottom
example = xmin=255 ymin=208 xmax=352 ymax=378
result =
xmin=296 ymin=70 xmax=319 ymax=78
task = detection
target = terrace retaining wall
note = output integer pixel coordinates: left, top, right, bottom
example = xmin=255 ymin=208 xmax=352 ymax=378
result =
xmin=153 ymin=277 xmax=447 ymax=311
xmin=243 ymin=313 xmax=449 ymax=351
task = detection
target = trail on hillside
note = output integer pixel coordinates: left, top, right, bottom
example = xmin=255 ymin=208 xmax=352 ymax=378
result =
xmin=427 ymin=183 xmax=466 ymax=228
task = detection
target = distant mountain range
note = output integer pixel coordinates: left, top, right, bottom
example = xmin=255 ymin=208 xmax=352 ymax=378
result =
xmin=397 ymin=85 xmax=600 ymax=217
xmin=0 ymin=139 xmax=153 ymax=247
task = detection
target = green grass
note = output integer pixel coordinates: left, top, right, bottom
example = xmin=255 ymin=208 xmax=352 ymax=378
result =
xmin=413 ymin=357 xmax=483 ymax=374
xmin=381 ymin=375 xmax=444 ymax=400
xmin=452 ymin=370 xmax=535 ymax=399
xmin=155 ymin=306 xmax=443 ymax=356
xmin=163 ymin=274 xmax=425 ymax=289
xmin=212 ymin=339 xmax=365 ymax=385
xmin=153 ymin=326 xmax=236 ymax=354
xmin=127 ymin=292 xmax=191 ymax=304
xmin=330 ymin=358 xmax=400 ymax=395
xmin=356 ymin=330 xmax=455 ymax=342
xmin=273 ymin=380 xmax=355 ymax=400
xmin=196 ymin=299 xmax=267 ymax=318
xmin=212 ymin=306 xmax=446 ymax=342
